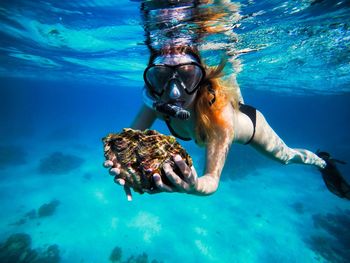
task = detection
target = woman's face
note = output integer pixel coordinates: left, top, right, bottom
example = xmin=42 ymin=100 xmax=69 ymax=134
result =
xmin=148 ymin=53 xmax=204 ymax=110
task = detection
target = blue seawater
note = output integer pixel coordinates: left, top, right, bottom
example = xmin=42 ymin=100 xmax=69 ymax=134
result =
xmin=0 ymin=1 xmax=349 ymax=263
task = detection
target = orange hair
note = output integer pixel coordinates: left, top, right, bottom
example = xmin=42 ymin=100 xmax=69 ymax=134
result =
xmin=194 ymin=60 xmax=239 ymax=145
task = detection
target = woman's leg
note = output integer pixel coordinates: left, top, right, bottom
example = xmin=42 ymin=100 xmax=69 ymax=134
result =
xmin=250 ymin=110 xmax=326 ymax=169
xmin=248 ymin=109 xmax=350 ymax=200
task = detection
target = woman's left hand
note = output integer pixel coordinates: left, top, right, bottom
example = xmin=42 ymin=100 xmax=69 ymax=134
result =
xmin=149 ymin=154 xmax=199 ymax=194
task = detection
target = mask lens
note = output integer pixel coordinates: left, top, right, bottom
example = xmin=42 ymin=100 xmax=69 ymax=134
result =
xmin=177 ymin=64 xmax=203 ymax=93
xmin=145 ymin=66 xmax=173 ymax=95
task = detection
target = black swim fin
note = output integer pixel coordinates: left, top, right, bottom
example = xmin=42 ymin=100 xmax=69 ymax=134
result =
xmin=317 ymin=150 xmax=350 ymax=200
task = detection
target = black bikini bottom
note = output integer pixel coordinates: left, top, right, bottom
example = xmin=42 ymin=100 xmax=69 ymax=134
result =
xmin=239 ymin=103 xmax=256 ymax=145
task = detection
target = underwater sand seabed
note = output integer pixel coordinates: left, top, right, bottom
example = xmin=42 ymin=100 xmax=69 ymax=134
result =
xmin=0 ymin=78 xmax=349 ymax=263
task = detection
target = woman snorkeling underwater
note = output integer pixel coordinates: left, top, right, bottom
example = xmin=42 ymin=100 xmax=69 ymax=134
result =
xmin=104 ymin=0 xmax=350 ymax=201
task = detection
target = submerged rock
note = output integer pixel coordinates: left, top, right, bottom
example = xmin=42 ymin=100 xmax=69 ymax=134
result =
xmin=38 ymin=200 xmax=60 ymax=217
xmin=108 ymin=247 xmax=162 ymax=263
xmin=0 ymin=233 xmax=60 ymax=263
xmin=307 ymin=209 xmax=350 ymax=263
xmin=0 ymin=145 xmax=27 ymax=169
xmin=0 ymin=233 xmax=36 ymax=263
xmin=109 ymin=246 xmax=122 ymax=262
xmin=103 ymin=128 xmax=192 ymax=194
xmin=38 ymin=152 xmax=84 ymax=175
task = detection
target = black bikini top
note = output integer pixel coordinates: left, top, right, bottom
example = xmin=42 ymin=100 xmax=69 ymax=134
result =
xmin=164 ymin=103 xmax=257 ymax=144
xmin=164 ymin=116 xmax=192 ymax=141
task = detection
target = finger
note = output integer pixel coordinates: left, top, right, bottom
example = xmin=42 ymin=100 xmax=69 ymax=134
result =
xmin=163 ymin=163 xmax=190 ymax=192
xmin=105 ymin=154 xmax=117 ymax=163
xmin=103 ymin=160 xmax=114 ymax=168
xmin=153 ymin=173 xmax=174 ymax=192
xmin=115 ymin=162 xmax=121 ymax=169
xmin=143 ymin=188 xmax=161 ymax=194
xmin=188 ymin=166 xmax=198 ymax=186
xmin=126 ymin=166 xmax=142 ymax=189
xmin=114 ymin=177 xmax=125 ymax=186
xmin=124 ymin=185 xmax=132 ymax=201
xmin=174 ymin=155 xmax=192 ymax=179
xmin=109 ymin=167 xmax=121 ymax=176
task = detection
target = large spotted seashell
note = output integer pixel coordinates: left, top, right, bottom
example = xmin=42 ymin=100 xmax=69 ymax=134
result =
xmin=102 ymin=128 xmax=193 ymax=194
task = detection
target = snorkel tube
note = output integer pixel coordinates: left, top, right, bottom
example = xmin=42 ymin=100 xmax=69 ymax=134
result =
xmin=154 ymin=101 xmax=190 ymax=120
xmin=142 ymin=88 xmax=190 ymax=120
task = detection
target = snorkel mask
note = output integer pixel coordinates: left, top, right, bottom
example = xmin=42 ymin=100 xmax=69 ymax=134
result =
xmin=143 ymin=54 xmax=205 ymax=120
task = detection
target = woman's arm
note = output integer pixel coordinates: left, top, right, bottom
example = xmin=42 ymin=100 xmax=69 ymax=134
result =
xmin=160 ymin=104 xmax=235 ymax=195
xmin=197 ymin=103 xmax=235 ymax=194
xmin=159 ymin=133 xmax=233 ymax=196
xmin=198 ymin=131 xmax=233 ymax=194
xmin=131 ymin=104 xmax=157 ymax=130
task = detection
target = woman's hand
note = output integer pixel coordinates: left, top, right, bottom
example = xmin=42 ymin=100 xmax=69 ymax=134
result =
xmin=157 ymin=154 xmax=219 ymax=195
xmin=103 ymin=159 xmax=133 ymax=201
xmin=103 ymin=154 xmax=200 ymax=200
xmin=103 ymin=154 xmax=218 ymax=200
xmin=153 ymin=154 xmax=199 ymax=194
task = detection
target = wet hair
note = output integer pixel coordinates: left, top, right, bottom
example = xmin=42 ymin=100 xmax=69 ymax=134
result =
xmin=194 ymin=56 xmax=240 ymax=145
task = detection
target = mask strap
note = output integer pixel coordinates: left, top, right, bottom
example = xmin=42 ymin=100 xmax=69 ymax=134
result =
xmin=142 ymin=87 xmax=156 ymax=109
